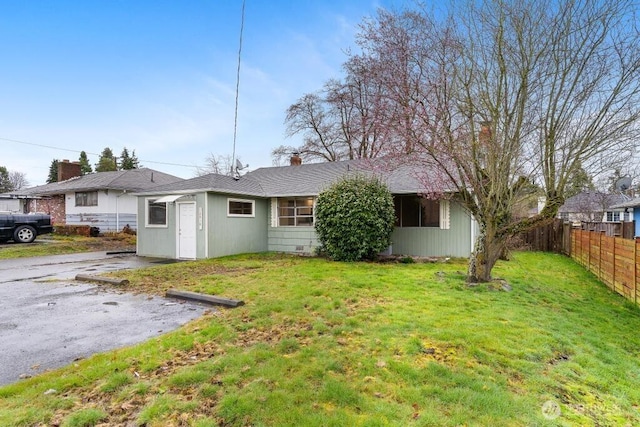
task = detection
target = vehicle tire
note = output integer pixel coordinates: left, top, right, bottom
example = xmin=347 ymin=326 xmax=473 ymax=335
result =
xmin=13 ymin=225 xmax=37 ymax=243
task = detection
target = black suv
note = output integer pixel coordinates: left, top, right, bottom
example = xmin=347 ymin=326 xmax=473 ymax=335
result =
xmin=0 ymin=212 xmax=54 ymax=243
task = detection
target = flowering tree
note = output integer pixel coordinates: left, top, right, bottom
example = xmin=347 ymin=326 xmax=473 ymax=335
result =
xmin=353 ymin=1 xmax=640 ymax=281
xmin=286 ymin=0 xmax=640 ymax=282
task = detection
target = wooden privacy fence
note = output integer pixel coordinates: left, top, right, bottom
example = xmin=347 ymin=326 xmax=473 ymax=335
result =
xmin=519 ymin=219 xmax=572 ymax=254
xmin=580 ymin=221 xmax=635 ymax=239
xmin=519 ymin=219 xmax=635 ymax=255
xmin=571 ymin=229 xmax=640 ymax=306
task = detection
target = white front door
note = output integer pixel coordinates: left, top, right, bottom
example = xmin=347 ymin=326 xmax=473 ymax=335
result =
xmin=178 ymin=202 xmax=197 ymax=259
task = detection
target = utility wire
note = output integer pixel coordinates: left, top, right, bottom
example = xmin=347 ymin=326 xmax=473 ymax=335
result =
xmin=0 ymin=137 xmax=95 ymax=155
xmin=1 ymin=136 xmax=200 ymax=169
xmin=231 ymin=0 xmax=245 ymax=174
xmin=2 ymin=4 xmax=249 ymax=174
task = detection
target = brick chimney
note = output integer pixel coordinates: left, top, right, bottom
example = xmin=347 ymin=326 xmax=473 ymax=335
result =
xmin=58 ymin=160 xmax=82 ymax=182
xmin=479 ymin=121 xmax=492 ymax=143
xmin=290 ymin=152 xmax=302 ymax=166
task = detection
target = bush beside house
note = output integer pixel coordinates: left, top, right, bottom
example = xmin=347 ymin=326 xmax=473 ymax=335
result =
xmin=315 ymin=175 xmax=395 ymax=261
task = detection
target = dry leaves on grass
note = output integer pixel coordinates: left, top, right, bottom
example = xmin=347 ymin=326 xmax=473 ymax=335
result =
xmin=122 ymin=266 xmax=260 ymax=296
xmin=49 ymin=311 xmax=322 ymax=425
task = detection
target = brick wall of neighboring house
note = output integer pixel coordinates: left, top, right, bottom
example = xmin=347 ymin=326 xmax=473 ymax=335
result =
xmin=28 ymin=196 xmax=66 ymax=225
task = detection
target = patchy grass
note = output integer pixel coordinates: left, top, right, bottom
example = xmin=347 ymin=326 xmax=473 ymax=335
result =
xmin=1 ymin=252 xmax=639 ymax=426
xmin=0 ymin=233 xmax=135 ymax=259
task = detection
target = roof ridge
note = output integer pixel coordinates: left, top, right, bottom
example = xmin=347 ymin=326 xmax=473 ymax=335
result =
xmin=103 ymin=169 xmax=130 ymax=187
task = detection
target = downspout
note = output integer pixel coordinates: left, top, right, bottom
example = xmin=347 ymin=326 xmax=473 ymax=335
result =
xmin=116 ymin=190 xmax=127 ymax=232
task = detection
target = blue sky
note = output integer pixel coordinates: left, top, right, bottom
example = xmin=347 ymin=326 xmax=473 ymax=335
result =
xmin=0 ymin=0 xmax=402 ymax=186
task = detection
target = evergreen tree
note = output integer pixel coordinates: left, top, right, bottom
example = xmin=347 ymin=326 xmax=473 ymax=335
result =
xmin=95 ymin=147 xmax=117 ymax=172
xmin=565 ymin=161 xmax=595 ymax=198
xmin=46 ymin=159 xmax=59 ymax=183
xmin=78 ymin=151 xmax=93 ymax=175
xmin=0 ymin=166 xmax=12 ymax=192
xmin=119 ymin=147 xmax=140 ymax=170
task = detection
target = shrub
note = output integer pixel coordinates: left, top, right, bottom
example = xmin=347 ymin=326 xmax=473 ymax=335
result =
xmin=53 ymin=225 xmax=94 ymax=236
xmin=315 ymin=175 xmax=395 ymax=261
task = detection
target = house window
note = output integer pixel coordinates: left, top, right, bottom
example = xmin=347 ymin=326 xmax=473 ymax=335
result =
xmin=228 ymin=198 xmax=255 ymax=217
xmin=559 ymin=212 xmax=569 ymax=221
xmin=606 ymin=211 xmax=620 ymax=222
xmin=394 ymin=195 xmax=440 ymax=227
xmin=75 ymin=191 xmax=98 ymax=207
xmin=147 ymin=198 xmax=167 ymax=226
xmin=278 ymin=197 xmax=314 ymax=226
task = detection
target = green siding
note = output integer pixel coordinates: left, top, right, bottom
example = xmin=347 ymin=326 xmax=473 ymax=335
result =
xmin=207 ymin=194 xmax=268 ymax=258
xmin=137 ymin=194 xmax=473 ymax=259
xmin=266 ymin=198 xmax=319 ymax=254
xmin=266 ymin=200 xmax=473 ymax=257
xmin=268 ymin=226 xmax=319 ymax=255
xmin=390 ymin=202 xmax=473 ymax=257
xmin=193 ymin=193 xmax=208 ymax=258
xmin=136 ymin=197 xmax=177 ymax=259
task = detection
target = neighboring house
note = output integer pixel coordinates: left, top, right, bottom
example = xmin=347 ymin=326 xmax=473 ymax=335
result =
xmin=4 ymin=161 xmax=183 ymax=232
xmin=134 ymin=157 xmax=478 ymax=260
xmin=610 ymin=197 xmax=640 ymax=237
xmin=557 ymin=191 xmax=630 ymax=224
xmin=0 ymin=194 xmax=23 ymax=212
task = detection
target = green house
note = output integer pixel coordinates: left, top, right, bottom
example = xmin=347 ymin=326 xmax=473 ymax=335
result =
xmin=134 ymin=159 xmax=477 ymax=260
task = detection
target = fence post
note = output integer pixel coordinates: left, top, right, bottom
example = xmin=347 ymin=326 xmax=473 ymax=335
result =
xmin=612 ymin=234 xmax=617 ymax=292
xmin=587 ymin=229 xmax=591 ymax=268
xmin=571 ymin=228 xmax=575 ymax=260
xmin=633 ymin=239 xmax=640 ymax=304
xmin=599 ymin=230 xmax=603 ymax=280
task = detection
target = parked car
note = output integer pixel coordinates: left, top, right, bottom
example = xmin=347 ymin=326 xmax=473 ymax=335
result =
xmin=0 ymin=212 xmax=54 ymax=243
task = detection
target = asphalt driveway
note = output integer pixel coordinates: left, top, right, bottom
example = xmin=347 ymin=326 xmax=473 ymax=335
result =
xmin=0 ymin=252 xmax=208 ymax=386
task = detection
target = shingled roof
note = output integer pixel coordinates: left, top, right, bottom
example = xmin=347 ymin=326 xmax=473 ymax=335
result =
xmin=134 ymin=158 xmax=453 ymax=197
xmin=8 ymin=168 xmax=183 ymax=197
xmin=558 ymin=191 xmax=628 ymax=213
xmin=610 ymin=196 xmax=640 ymax=209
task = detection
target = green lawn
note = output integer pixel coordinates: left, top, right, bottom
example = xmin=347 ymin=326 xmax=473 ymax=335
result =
xmin=0 ymin=234 xmax=136 ymax=259
xmin=1 ymin=252 xmax=639 ymax=426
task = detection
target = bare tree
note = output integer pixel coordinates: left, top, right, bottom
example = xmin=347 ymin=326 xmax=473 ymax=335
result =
xmin=196 ymin=154 xmax=244 ymax=176
xmin=352 ymin=1 xmax=640 ymax=281
xmin=8 ymin=171 xmax=28 ymax=190
xmin=274 ymin=56 xmax=397 ymax=164
xmin=0 ymin=167 xmax=28 ymax=192
xmin=276 ymin=92 xmax=342 ymax=163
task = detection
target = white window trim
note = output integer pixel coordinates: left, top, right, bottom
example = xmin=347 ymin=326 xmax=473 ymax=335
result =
xmin=75 ymin=191 xmax=98 ymax=207
xmin=270 ymin=198 xmax=278 ymax=227
xmin=439 ymin=199 xmax=450 ymax=230
xmin=227 ymin=198 xmax=255 ymax=218
xmin=606 ymin=211 xmax=621 ymax=222
xmin=145 ymin=197 xmax=168 ymax=228
xmin=275 ymin=197 xmax=315 ymax=227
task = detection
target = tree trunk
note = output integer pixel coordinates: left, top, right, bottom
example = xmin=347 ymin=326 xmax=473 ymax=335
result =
xmin=467 ymin=229 xmax=504 ymax=283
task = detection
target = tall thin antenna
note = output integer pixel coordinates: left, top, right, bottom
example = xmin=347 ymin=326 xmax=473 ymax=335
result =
xmin=231 ymin=0 xmax=245 ymax=176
